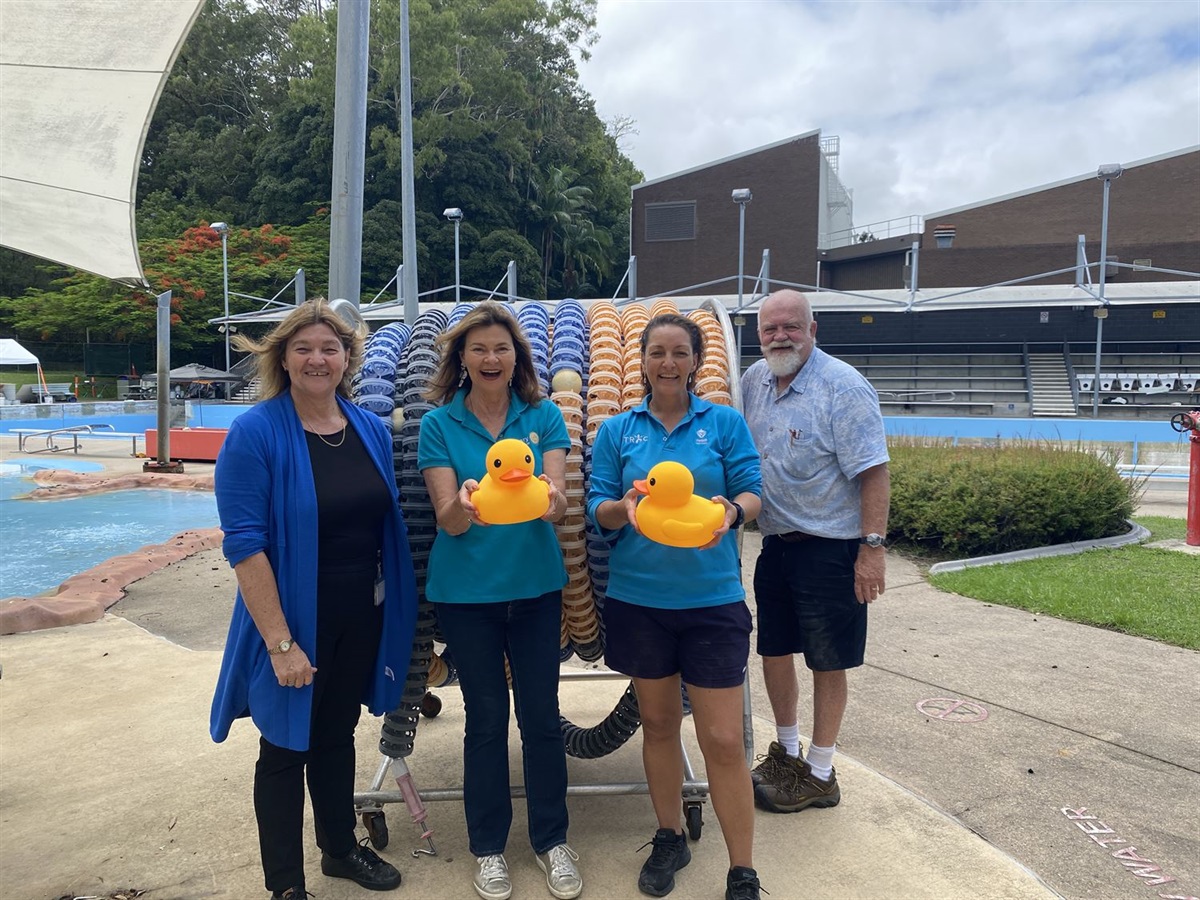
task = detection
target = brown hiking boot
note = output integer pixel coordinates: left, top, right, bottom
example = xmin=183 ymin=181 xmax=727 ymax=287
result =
xmin=750 ymin=741 xmax=806 ymax=788
xmin=754 ymin=765 xmax=841 ymax=813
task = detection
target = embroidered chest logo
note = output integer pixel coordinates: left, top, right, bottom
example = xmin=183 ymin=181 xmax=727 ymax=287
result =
xmin=623 ymin=434 xmax=649 ymax=445
xmin=695 ymin=428 xmax=708 ymax=445
xmin=529 ymin=431 xmax=540 ymax=445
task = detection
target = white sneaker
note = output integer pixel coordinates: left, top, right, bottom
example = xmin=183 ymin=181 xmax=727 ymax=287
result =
xmin=474 ymin=854 xmax=511 ymax=900
xmin=536 ymin=843 xmax=582 ymax=899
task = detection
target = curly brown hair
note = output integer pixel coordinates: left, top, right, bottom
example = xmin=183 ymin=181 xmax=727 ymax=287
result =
xmin=232 ymin=299 xmax=367 ymax=401
xmin=640 ymin=313 xmax=705 ymax=392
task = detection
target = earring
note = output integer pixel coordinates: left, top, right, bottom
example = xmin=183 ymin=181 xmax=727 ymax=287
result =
xmin=458 ymin=365 xmax=467 ymax=386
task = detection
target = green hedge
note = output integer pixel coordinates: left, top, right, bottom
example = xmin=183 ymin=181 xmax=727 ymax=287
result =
xmin=888 ymin=440 xmax=1137 ymax=556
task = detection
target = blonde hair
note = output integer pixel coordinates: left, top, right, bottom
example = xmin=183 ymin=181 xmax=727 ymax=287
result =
xmin=232 ymin=299 xmax=367 ymax=401
xmin=425 ymin=301 xmax=543 ymax=407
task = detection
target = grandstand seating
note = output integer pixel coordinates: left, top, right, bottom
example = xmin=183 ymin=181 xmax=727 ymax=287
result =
xmin=1069 ymin=351 xmax=1200 ymax=417
xmin=832 ymin=351 xmax=1029 ymax=416
xmin=735 ymin=344 xmax=1198 ymax=419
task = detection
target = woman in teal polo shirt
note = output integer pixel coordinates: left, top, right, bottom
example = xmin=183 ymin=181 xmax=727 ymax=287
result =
xmin=418 ymin=302 xmax=581 ymax=900
xmin=587 ymin=313 xmax=763 ymax=900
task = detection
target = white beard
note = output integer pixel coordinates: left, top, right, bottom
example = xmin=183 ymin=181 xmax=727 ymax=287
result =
xmin=764 ymin=345 xmax=803 ymax=377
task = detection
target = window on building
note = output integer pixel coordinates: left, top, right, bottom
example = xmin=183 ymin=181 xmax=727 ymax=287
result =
xmin=645 ymin=202 xmax=696 ymax=242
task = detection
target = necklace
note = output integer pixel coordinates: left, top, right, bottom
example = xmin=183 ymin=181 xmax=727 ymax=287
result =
xmin=301 ymin=414 xmax=347 ymax=447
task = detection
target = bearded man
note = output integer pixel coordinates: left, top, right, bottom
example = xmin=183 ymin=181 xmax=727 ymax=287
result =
xmin=739 ymin=289 xmax=891 ymax=813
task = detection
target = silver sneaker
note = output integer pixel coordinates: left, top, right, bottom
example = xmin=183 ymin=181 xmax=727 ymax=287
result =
xmin=474 ymin=854 xmax=511 ymax=900
xmin=536 ymin=843 xmax=582 ymax=899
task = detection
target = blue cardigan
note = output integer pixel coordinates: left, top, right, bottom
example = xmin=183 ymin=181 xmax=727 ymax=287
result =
xmin=210 ymin=392 xmax=417 ymax=751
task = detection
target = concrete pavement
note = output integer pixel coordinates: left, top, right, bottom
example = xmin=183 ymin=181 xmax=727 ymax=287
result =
xmin=1 ymin=436 xmax=1196 ymax=900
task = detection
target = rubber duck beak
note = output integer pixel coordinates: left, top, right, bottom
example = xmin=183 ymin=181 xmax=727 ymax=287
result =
xmin=633 ymin=479 xmax=649 ymax=495
xmin=500 ymin=468 xmax=530 ymax=483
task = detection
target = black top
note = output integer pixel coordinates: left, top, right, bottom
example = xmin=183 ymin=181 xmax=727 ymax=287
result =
xmin=305 ymin=423 xmax=391 ymax=576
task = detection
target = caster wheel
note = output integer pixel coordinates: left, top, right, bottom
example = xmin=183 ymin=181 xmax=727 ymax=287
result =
xmin=685 ymin=804 xmax=703 ymax=841
xmin=362 ymin=810 xmax=389 ymax=850
xmin=420 ymin=691 xmax=443 ymax=718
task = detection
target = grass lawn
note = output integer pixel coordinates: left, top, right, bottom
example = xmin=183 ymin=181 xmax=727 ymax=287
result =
xmin=0 ymin=368 xmax=121 ymax=399
xmin=927 ymin=516 xmax=1199 ymax=650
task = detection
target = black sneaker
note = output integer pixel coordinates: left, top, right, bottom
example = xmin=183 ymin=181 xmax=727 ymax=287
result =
xmin=270 ymin=889 xmax=312 ymax=900
xmin=637 ymin=828 xmax=691 ymax=896
xmin=726 ymin=866 xmax=764 ymax=900
xmin=321 ymin=838 xmax=402 ymax=891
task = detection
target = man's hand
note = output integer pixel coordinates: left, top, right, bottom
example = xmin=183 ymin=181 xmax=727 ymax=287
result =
xmin=854 ymin=546 xmax=886 ymax=603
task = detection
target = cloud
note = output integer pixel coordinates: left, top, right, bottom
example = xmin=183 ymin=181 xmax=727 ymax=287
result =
xmin=578 ymin=0 xmax=1200 ymax=228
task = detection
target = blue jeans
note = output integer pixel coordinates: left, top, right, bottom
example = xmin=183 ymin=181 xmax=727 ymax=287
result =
xmin=435 ymin=592 xmax=569 ymax=856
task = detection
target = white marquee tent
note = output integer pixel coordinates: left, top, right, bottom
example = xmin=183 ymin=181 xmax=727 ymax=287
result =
xmin=0 ymin=0 xmax=204 ymax=285
xmin=0 ymin=338 xmax=39 ymax=367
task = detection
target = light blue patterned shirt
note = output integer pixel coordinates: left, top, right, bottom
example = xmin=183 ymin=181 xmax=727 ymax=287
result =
xmin=740 ymin=348 xmax=888 ymax=539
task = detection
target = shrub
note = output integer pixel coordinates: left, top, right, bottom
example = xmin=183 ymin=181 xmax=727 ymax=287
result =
xmin=887 ymin=439 xmax=1138 ymax=556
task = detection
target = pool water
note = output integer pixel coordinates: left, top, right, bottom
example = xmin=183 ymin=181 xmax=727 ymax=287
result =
xmin=0 ymin=460 xmax=220 ymax=598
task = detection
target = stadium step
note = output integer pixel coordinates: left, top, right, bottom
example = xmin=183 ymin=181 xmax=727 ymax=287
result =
xmin=1028 ymin=353 xmax=1077 ymax=417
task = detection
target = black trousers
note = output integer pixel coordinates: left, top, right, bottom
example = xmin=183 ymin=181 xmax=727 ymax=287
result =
xmin=254 ymin=569 xmax=382 ymax=892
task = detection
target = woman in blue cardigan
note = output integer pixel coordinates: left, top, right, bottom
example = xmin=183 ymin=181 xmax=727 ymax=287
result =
xmin=210 ymin=301 xmax=417 ymax=900
xmin=587 ymin=313 xmax=764 ymax=900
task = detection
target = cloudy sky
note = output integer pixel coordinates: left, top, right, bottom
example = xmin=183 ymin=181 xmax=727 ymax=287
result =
xmin=577 ymin=0 xmax=1200 ymax=229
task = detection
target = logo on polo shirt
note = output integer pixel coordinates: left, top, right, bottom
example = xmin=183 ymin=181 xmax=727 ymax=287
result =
xmin=529 ymin=431 xmax=539 ymax=444
xmin=695 ymin=428 xmax=708 ymax=445
xmin=623 ymin=434 xmax=649 ymax=445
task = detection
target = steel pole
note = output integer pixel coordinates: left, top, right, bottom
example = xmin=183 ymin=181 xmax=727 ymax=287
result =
xmin=329 ymin=0 xmax=369 ymax=305
xmin=155 ymin=291 xmax=171 ymax=466
xmin=1092 ymin=177 xmax=1113 ymax=418
xmin=454 ymin=220 xmax=461 ymax=304
xmin=399 ymin=0 xmax=420 ymax=325
xmin=737 ymin=203 xmax=746 ymax=310
xmin=220 ymin=231 xmax=230 ymax=371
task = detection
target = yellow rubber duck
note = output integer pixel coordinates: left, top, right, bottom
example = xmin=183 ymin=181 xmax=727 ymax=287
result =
xmin=474 ymin=438 xmax=550 ymax=525
xmin=633 ymin=460 xmax=725 ymax=548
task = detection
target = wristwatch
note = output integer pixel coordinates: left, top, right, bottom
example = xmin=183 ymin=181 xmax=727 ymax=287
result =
xmin=860 ymin=533 xmax=887 ymax=548
xmin=268 ymin=638 xmax=294 ymax=655
xmin=730 ymin=501 xmax=745 ymax=529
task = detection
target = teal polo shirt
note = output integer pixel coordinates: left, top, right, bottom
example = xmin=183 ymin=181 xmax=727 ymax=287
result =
xmin=418 ymin=390 xmax=570 ymax=604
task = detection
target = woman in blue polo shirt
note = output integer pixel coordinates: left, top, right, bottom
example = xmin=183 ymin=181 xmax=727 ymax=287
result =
xmin=587 ymin=313 xmax=763 ymax=900
xmin=418 ymin=301 xmax=581 ymax=900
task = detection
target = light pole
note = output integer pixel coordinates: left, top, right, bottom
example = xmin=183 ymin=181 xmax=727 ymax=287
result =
xmin=211 ymin=221 xmax=231 ymax=371
xmin=443 ymin=207 xmax=463 ymax=303
xmin=731 ymin=189 xmax=752 ymax=311
xmin=1090 ymin=164 xmax=1122 ymax=418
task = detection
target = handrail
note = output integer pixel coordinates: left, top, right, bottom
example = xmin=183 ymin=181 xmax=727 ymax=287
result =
xmin=13 ymin=423 xmax=141 ymax=456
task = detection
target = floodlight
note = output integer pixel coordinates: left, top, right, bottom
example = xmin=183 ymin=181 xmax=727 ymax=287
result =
xmin=443 ymin=207 xmax=463 ymax=221
xmin=210 ymin=221 xmax=229 ymax=233
xmin=731 ymin=188 xmax=752 ymax=204
xmin=1095 ymin=164 xmax=1123 ymax=180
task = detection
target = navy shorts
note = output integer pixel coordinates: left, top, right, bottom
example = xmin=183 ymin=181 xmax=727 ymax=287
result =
xmin=601 ymin=597 xmax=751 ymax=689
xmin=753 ymin=535 xmax=867 ymax=671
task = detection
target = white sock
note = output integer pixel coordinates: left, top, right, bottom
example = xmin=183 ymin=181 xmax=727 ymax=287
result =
xmin=806 ymin=743 xmax=835 ymax=781
xmin=775 ymin=724 xmax=801 ymax=758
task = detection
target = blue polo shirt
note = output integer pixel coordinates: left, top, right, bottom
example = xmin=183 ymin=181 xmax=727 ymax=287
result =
xmin=418 ymin=390 xmax=570 ymax=604
xmin=586 ymin=394 xmax=761 ymax=610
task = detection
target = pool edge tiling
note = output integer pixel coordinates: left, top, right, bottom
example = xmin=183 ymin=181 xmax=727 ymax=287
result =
xmin=0 ymin=527 xmax=224 ymax=635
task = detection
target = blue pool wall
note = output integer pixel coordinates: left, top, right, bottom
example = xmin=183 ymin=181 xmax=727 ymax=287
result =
xmin=0 ymin=402 xmax=1190 ymax=445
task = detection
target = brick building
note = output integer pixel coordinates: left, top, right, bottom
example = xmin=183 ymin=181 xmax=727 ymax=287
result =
xmin=629 ymin=137 xmax=1200 ymax=355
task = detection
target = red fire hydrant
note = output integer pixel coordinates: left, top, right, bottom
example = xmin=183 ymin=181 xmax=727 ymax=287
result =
xmin=1171 ymin=411 xmax=1200 ymax=546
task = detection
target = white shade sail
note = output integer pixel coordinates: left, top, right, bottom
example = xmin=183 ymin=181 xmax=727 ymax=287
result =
xmin=0 ymin=0 xmax=204 ymax=285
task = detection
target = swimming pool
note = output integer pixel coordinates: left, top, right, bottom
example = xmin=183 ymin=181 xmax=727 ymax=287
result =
xmin=0 ymin=459 xmax=219 ymax=598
